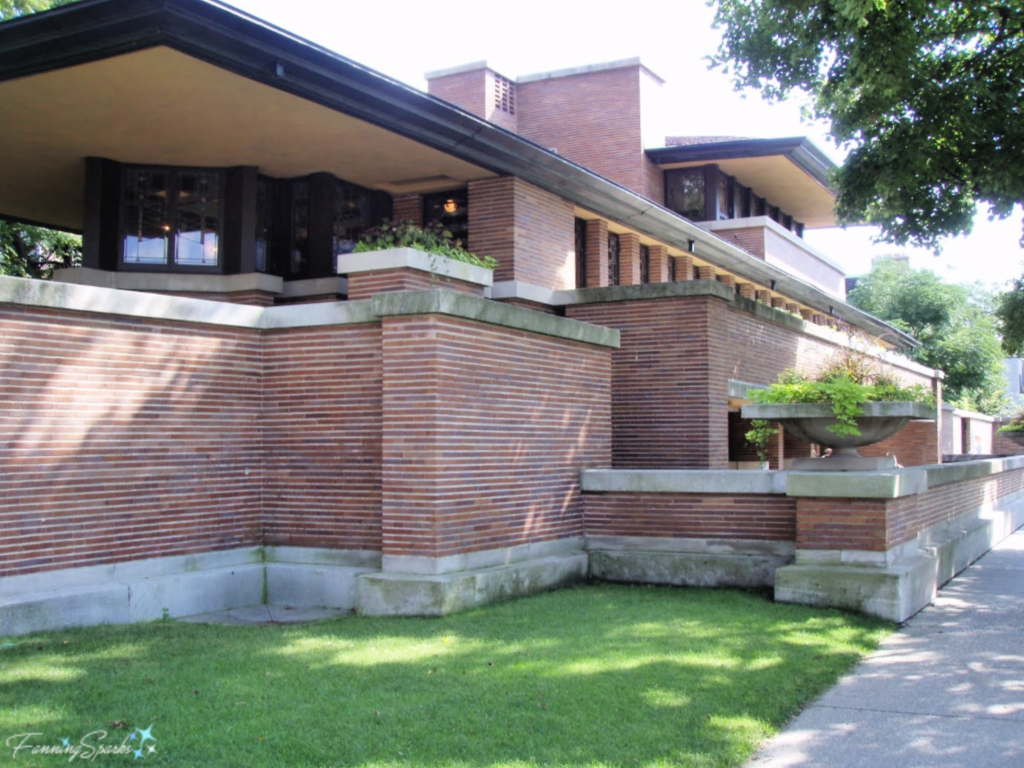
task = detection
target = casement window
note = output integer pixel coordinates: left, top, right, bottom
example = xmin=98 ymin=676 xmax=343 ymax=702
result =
xmin=575 ymin=217 xmax=587 ymax=289
xmin=664 ymin=167 xmax=705 ymax=221
xmin=607 ymin=232 xmax=620 ymax=286
xmin=123 ymin=167 xmax=223 ymax=269
xmin=640 ymin=244 xmax=650 ymax=284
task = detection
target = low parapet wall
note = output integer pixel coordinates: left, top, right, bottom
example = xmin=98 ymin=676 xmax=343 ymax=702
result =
xmin=582 ymin=457 xmax=1024 ymax=621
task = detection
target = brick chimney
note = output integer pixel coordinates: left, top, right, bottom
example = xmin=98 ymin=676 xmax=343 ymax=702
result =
xmin=425 ymin=62 xmax=518 ymax=133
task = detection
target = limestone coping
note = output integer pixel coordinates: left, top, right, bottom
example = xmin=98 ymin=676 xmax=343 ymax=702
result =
xmin=337 ymin=248 xmax=494 ymax=287
xmin=581 ymin=469 xmax=787 ymax=494
xmin=51 ymin=267 xmax=284 ymax=294
xmin=371 ymin=289 xmax=620 ymax=348
xmin=784 ymin=470 xmax=929 ymax=499
xmin=554 ymin=280 xmax=941 ymax=381
xmin=582 ymin=456 xmax=1024 ymax=501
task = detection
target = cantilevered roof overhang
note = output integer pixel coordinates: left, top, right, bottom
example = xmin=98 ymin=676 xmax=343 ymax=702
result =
xmin=647 ymin=138 xmax=839 ymax=229
xmin=0 ymin=0 xmax=917 ymax=348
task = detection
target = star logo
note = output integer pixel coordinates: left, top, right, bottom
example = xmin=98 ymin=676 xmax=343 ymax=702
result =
xmin=129 ymin=731 xmax=138 ymax=741
xmin=147 ymin=746 xmax=156 ymax=754
xmin=136 ymin=725 xmax=156 ymax=745
xmin=133 ymin=748 xmax=143 ymax=760
xmin=61 ymin=738 xmax=69 ymax=747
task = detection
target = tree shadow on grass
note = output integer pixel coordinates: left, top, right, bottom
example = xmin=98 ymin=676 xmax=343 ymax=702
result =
xmin=0 ymin=584 xmax=890 ymax=768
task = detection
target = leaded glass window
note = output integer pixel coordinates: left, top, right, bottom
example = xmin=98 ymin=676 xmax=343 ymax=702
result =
xmin=664 ymin=168 xmax=705 ymax=221
xmin=608 ymin=232 xmax=620 ymax=287
xmin=174 ymin=172 xmax=220 ymax=266
xmin=291 ymin=181 xmax=309 ymax=276
xmin=575 ymin=217 xmax=587 ymax=289
xmin=333 ymin=179 xmax=373 ymax=256
xmin=255 ymin=176 xmax=272 ymax=273
xmin=123 ymin=169 xmax=169 ymax=265
xmin=718 ymin=173 xmax=732 ymax=220
xmin=123 ymin=168 xmax=221 ymax=268
xmin=640 ymin=244 xmax=650 ymax=284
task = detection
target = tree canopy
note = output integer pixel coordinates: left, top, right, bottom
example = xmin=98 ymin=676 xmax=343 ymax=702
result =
xmin=848 ymin=259 xmax=1007 ymax=413
xmin=711 ymin=1 xmax=1024 ymax=251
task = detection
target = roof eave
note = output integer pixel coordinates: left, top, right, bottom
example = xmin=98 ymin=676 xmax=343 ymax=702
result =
xmin=0 ymin=0 xmax=911 ymax=347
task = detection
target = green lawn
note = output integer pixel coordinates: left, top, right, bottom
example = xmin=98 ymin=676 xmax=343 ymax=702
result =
xmin=0 ymin=584 xmax=890 ymax=768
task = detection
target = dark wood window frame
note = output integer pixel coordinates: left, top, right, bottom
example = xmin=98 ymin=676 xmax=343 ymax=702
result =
xmin=640 ymin=244 xmax=650 ymax=284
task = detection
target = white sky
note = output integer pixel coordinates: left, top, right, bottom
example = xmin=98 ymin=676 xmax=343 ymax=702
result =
xmin=230 ymin=0 xmax=1024 ymax=291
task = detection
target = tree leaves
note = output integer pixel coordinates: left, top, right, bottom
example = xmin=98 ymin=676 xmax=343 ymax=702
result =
xmin=848 ymin=259 xmax=1007 ymax=413
xmin=711 ymin=0 xmax=1024 ymax=250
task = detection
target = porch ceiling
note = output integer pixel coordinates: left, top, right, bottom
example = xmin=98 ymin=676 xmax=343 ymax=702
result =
xmin=0 ymin=46 xmax=496 ymax=231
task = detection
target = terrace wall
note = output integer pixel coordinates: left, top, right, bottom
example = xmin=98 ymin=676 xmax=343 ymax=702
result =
xmin=0 ymin=304 xmax=263 ymax=578
xmin=566 ymin=282 xmax=940 ymax=470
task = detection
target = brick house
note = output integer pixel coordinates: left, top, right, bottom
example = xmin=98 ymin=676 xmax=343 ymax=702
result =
xmin=1 ymin=0 xmax=1021 ymax=632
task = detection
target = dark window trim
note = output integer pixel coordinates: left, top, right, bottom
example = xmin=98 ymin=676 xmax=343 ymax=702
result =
xmin=640 ymin=244 xmax=650 ymax=284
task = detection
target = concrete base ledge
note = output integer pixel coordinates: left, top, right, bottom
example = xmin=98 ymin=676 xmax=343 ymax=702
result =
xmin=357 ymin=553 xmax=588 ymax=617
xmin=590 ymin=550 xmax=791 ymax=589
xmin=0 ymin=547 xmax=381 ymax=636
xmin=776 ymin=491 xmax=1024 ymax=622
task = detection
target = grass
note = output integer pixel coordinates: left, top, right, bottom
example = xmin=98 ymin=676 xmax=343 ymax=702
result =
xmin=0 ymin=583 xmax=891 ymax=768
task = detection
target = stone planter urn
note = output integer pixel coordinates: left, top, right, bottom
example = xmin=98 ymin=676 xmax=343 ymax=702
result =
xmin=742 ymin=401 xmax=937 ymax=471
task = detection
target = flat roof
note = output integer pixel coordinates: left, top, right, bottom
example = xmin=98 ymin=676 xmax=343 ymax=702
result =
xmin=648 ymin=137 xmax=839 ymax=228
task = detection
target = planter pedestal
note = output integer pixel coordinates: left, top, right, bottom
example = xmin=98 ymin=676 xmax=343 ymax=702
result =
xmin=790 ymin=453 xmax=898 ymax=471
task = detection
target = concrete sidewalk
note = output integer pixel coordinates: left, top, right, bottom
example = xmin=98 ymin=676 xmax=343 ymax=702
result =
xmin=747 ymin=529 xmax=1024 ymax=768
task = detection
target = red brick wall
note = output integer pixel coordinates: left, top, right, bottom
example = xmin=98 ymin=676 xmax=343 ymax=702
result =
xmin=392 ymin=194 xmax=424 ymax=227
xmin=261 ymin=324 xmax=383 ymax=551
xmin=518 ymin=66 xmax=649 ymax=196
xmin=0 ymin=307 xmax=262 ymax=577
xmin=427 ymin=68 xmax=488 ymax=120
xmin=860 ymin=420 xmax=940 ymax=467
xmin=709 ymin=226 xmax=766 ymax=259
xmin=797 ymin=466 xmax=1024 ymax=551
xmin=585 ymin=493 xmax=796 ymax=542
xmin=468 ymin=177 xmax=575 ymax=289
xmin=569 ymin=295 xmax=719 ymax=468
xmin=347 ymin=268 xmax=485 ymax=301
xmin=994 ymin=426 xmax=1024 ymax=456
xmin=380 ymin=314 xmax=611 ymax=558
xmin=569 ymin=292 xmax=939 ymax=469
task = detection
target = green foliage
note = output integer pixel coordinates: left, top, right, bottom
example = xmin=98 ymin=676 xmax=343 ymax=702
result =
xmin=996 ymin=274 xmax=1024 ymax=357
xmin=0 ymin=220 xmax=81 ymax=279
xmin=744 ymin=418 xmax=779 ymax=465
xmin=847 ymin=260 xmax=1007 ymax=414
xmin=0 ymin=0 xmax=76 ymax=20
xmin=711 ymin=0 xmax=1024 ymax=250
xmin=0 ymin=584 xmax=890 ymax=768
xmin=998 ymin=409 xmax=1024 ymax=433
xmin=753 ymin=357 xmax=934 ymax=437
xmin=355 ymin=219 xmax=498 ymax=270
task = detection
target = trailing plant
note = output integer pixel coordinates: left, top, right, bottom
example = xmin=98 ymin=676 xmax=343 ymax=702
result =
xmin=355 ymin=219 xmax=498 ymax=269
xmin=744 ymin=419 xmax=778 ymax=467
xmin=752 ymin=350 xmax=935 ymax=437
xmin=997 ymin=409 xmax=1024 ymax=434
